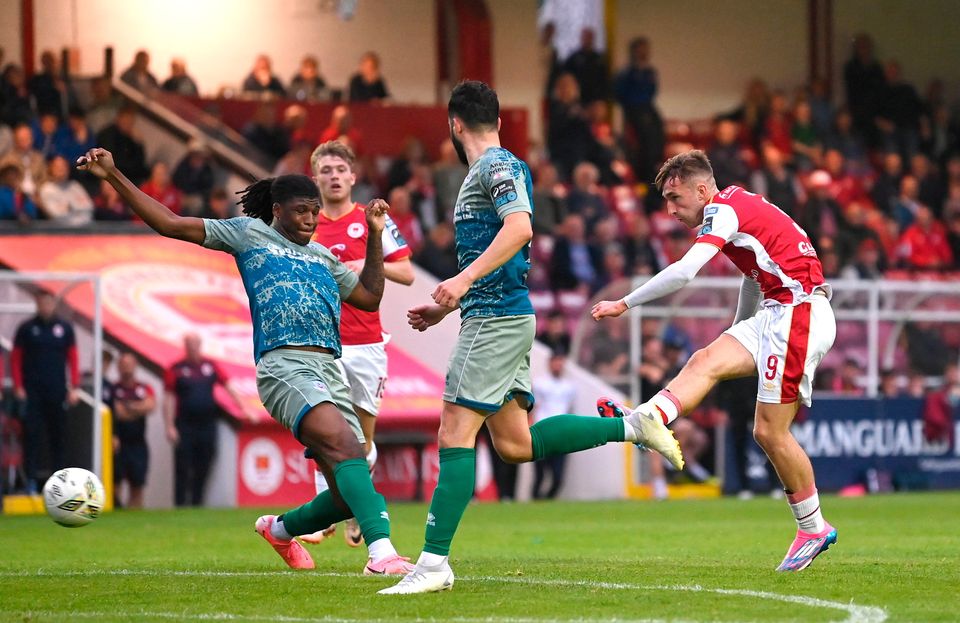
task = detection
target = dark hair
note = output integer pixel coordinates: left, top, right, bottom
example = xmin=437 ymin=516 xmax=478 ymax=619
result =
xmin=654 ymin=150 xmax=715 ymax=192
xmin=237 ymin=174 xmax=319 ymax=224
xmin=448 ymin=80 xmax=499 ymax=130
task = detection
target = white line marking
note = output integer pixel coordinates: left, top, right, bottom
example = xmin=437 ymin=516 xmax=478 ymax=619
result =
xmin=0 ymin=569 xmax=887 ymax=623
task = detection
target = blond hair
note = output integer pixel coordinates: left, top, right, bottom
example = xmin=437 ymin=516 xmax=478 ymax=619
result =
xmin=310 ymin=141 xmax=356 ymax=174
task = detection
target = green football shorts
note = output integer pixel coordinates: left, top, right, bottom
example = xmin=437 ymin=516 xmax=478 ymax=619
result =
xmin=255 ymin=348 xmax=364 ymax=444
xmin=443 ymin=314 xmax=536 ymax=413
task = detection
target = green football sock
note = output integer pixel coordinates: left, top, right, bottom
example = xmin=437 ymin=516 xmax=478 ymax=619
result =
xmin=279 ymin=489 xmax=351 ymax=537
xmin=332 ymin=457 xmax=391 ymax=543
xmin=530 ymin=415 xmax=625 ymax=460
xmin=423 ymin=447 xmax=476 ymax=556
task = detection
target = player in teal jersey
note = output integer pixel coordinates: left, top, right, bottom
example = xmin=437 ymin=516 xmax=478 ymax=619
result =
xmin=379 ymin=81 xmax=682 ymax=595
xmin=77 ymin=147 xmax=413 ymax=576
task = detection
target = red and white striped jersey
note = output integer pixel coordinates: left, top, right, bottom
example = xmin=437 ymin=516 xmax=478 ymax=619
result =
xmin=313 ymin=203 xmax=411 ymax=345
xmin=696 ymin=186 xmax=828 ymax=305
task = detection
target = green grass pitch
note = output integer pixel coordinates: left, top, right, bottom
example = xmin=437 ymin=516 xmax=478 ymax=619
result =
xmin=2 ymin=492 xmax=959 ymax=622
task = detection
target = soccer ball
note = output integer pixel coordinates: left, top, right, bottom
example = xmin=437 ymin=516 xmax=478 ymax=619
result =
xmin=42 ymin=468 xmax=105 ymax=527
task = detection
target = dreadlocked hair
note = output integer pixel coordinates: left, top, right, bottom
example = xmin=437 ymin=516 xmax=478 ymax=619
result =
xmin=236 ymin=175 xmax=320 ymax=224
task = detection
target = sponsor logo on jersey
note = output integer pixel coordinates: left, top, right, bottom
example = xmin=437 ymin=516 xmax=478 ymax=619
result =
xmin=705 ymin=206 xmax=719 ymax=216
xmin=491 ymin=179 xmax=518 ymax=208
xmin=798 ymin=241 xmax=818 ymax=257
xmin=347 ymin=222 xmax=365 ymax=239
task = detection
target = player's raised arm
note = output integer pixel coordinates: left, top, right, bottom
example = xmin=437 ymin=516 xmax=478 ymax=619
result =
xmin=592 ymin=241 xmax=719 ymax=320
xmin=343 ymin=198 xmax=387 ymax=312
xmin=76 ymin=148 xmax=206 ymax=245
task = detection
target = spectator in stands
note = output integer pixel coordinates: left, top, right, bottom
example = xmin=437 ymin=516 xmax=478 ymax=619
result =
xmin=909 ymin=153 xmax=946 ymax=217
xmin=749 ymin=144 xmax=802 ymax=216
xmin=564 ymin=28 xmax=608 ymax=105
xmin=540 ymin=22 xmax=561 ymax=103
xmin=922 ymin=363 xmax=958 ymax=444
xmin=242 ymin=54 xmax=285 ymax=97
xmin=415 ymin=221 xmax=458 ymax=280
xmin=29 ymin=51 xmax=69 ymax=118
xmin=822 ymin=148 xmax=870 ymax=209
xmin=0 ymin=122 xmax=11 ymax=156
xmin=55 ymin=109 xmax=96 ymax=176
xmin=566 ymin=161 xmax=608 ymax=233
xmin=120 ymin=50 xmax=159 ymax=92
xmin=791 ymin=99 xmax=822 ymax=171
xmin=408 ymin=163 xmax=439 ymax=231
xmin=613 ymin=36 xmax=664 ymax=183
xmin=165 ymin=333 xmax=250 ymax=506
xmin=547 ymin=73 xmax=594 ymax=181
xmin=161 ymin=58 xmax=199 ymax=97
xmin=825 ymin=108 xmax=869 ymax=175
xmin=875 ymin=60 xmax=923 ymax=160
xmin=892 ymin=174 xmax=922 ymax=229
xmin=531 ymin=161 xmax=567 ymax=234
xmin=872 ymin=151 xmax=904 ymax=216
xmin=905 ymin=368 xmax=927 ymax=398
xmin=623 ymin=215 xmax=662 ymax=275
xmin=1 ymin=64 xmax=34 ymax=126
xmin=140 ymin=161 xmax=182 ymax=216
xmin=348 ymin=52 xmax=389 ymax=103
xmin=835 ymin=357 xmax=864 ymax=395
xmin=387 ymin=185 xmax=423 ymax=253
xmin=807 ymin=78 xmax=835 ymax=139
xmin=549 ymin=213 xmax=601 ymax=293
xmin=0 ymin=124 xmax=46 ymax=200
xmin=317 ymin=105 xmax=363 ymax=153
xmin=722 ymin=78 xmax=770 ymax=149
xmin=840 ymin=237 xmax=884 ymax=280
xmin=92 ymin=178 xmax=132 ymax=221
xmin=85 ymin=76 xmax=122 ymax=134
xmin=385 ymin=136 xmax=426 ymax=192
xmin=172 ymin=140 xmax=215 ymax=214
xmin=112 ymin=352 xmax=155 ymax=509
xmin=12 ymin=292 xmax=79 ymax=493
xmin=242 ymin=102 xmax=289 ymax=160
xmin=707 ymin=119 xmax=750 ymax=190
xmin=289 ymin=55 xmax=328 ymax=102
xmin=272 ymin=139 xmax=312 ymax=177
xmin=800 ymin=170 xmax=843 ymax=246
xmin=538 ymin=310 xmax=572 ymax=355
xmin=836 ymin=201 xmax=882 ymax=267
xmin=590 ymin=317 xmax=630 ymax=393
xmin=920 ymin=103 xmax=953 ymax=164
xmin=946 ymin=212 xmax=960 ymax=268
xmin=432 ymin=139 xmax=467 ymax=221
xmin=531 ymin=351 xmax=577 ymax=499
xmin=897 ymin=204 xmax=953 ymax=271
xmin=763 ymin=90 xmax=793 ymax=159
xmin=96 ymin=107 xmax=149 ymax=185
xmin=878 ymin=368 xmax=902 ymax=399
xmin=348 ymin=156 xmax=378 ymax=205
xmin=38 ymin=155 xmax=93 ymax=225
xmin=0 ymin=163 xmax=38 ymax=222
xmin=843 ymin=33 xmax=885 ymax=143
xmin=198 ymin=187 xmax=234 ymax=220
xmin=32 ymin=112 xmax=60 ymax=159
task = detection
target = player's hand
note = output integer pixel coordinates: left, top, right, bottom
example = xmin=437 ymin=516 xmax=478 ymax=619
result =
xmin=66 ymin=387 xmax=80 ymax=407
xmin=407 ymin=304 xmax=453 ymax=332
xmin=591 ymin=299 xmax=628 ymax=320
xmin=364 ymin=198 xmax=389 ymax=234
xmin=343 ymin=259 xmax=364 ymax=275
xmin=166 ymin=425 xmax=179 ymax=445
xmin=75 ymin=147 xmax=117 ymax=179
xmin=431 ymin=273 xmax=472 ymax=308
xmin=242 ymin=404 xmax=262 ymax=424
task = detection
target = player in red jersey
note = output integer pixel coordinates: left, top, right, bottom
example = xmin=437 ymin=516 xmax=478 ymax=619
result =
xmin=593 ymin=150 xmax=838 ymax=572
xmin=301 ymin=141 xmax=415 ymax=546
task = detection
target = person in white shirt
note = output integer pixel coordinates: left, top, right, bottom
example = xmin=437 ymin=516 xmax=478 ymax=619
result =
xmin=531 ymin=351 xmax=577 ymax=499
xmin=39 ymin=155 xmax=93 ymax=225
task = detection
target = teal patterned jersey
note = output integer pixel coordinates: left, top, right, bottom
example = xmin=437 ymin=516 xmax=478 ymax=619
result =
xmin=454 ymin=146 xmax=534 ymax=319
xmin=203 ymin=217 xmax=359 ymax=362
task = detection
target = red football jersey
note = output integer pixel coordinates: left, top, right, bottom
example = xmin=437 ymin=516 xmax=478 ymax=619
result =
xmin=313 ymin=203 xmax=411 ymax=345
xmin=696 ymin=186 xmax=827 ymax=305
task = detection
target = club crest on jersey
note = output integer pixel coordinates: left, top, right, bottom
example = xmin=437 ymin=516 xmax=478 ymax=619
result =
xmin=347 ymin=223 xmax=365 ymax=239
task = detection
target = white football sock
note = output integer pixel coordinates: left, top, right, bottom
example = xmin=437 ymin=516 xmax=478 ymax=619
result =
xmin=271 ymin=517 xmax=293 ymax=540
xmin=314 ymin=470 xmax=329 ymax=495
xmin=650 ymin=390 xmax=680 ymax=425
xmin=417 ymin=551 xmax=448 ymax=569
xmin=788 ymin=488 xmax=826 ymax=533
xmin=367 ymin=537 xmax=398 ymax=562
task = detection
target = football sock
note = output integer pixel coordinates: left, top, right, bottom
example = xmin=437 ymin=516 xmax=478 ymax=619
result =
xmin=367 ymin=537 xmax=398 ymax=562
xmin=270 ymin=516 xmax=293 ymax=540
xmin=417 ymin=551 xmax=448 ymax=569
xmin=786 ymin=485 xmax=826 ymax=533
xmin=333 ymin=458 xmax=391 ymax=544
xmin=530 ymin=415 xmax=625 ymax=459
xmin=423 ymin=447 xmax=475 ymax=556
xmin=279 ymin=490 xmax=350 ymax=537
xmin=650 ymin=390 xmax=681 ymax=425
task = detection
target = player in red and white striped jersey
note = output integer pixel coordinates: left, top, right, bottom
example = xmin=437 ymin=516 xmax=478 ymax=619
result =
xmin=593 ymin=150 xmax=838 ymax=572
xmin=302 ymin=141 xmax=415 ymax=547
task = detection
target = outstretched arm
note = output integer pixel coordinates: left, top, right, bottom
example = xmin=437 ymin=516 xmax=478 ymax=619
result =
xmin=592 ymin=242 xmax=719 ymax=320
xmin=77 ymin=148 xmax=206 ymax=245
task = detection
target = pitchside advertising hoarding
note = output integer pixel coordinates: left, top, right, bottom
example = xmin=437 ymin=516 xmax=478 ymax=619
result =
xmin=0 ymin=234 xmax=460 ymax=504
xmin=725 ymin=397 xmax=960 ymax=493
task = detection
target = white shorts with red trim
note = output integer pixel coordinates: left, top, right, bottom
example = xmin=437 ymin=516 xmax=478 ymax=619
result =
xmin=724 ymin=295 xmax=835 ymax=407
xmin=335 ymin=342 xmax=388 ymax=417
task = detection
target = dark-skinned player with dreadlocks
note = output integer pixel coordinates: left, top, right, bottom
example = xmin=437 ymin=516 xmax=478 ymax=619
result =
xmin=77 ymin=147 xmax=414 ymax=576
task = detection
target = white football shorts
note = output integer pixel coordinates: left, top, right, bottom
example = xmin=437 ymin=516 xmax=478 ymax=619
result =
xmin=336 ymin=342 xmax=388 ymax=417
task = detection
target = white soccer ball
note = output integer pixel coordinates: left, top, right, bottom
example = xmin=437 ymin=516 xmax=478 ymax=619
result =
xmin=42 ymin=467 xmax=105 ymax=527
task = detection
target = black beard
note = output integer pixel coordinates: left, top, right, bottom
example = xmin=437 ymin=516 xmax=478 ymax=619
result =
xmin=450 ymin=129 xmax=468 ymax=165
